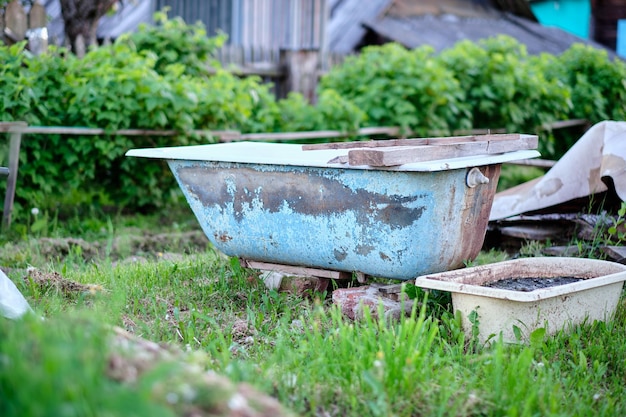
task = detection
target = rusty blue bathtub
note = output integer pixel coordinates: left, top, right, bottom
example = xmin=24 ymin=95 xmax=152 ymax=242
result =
xmin=126 ymin=142 xmax=539 ymax=280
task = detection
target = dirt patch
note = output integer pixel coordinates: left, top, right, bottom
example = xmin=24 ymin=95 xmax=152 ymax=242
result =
xmin=483 ymin=276 xmax=583 ymax=291
xmin=28 ymin=231 xmax=211 ymax=262
xmin=25 ymin=267 xmax=106 ymax=296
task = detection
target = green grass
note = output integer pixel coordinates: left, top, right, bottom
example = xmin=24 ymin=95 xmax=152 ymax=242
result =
xmin=1 ymin=210 xmax=626 ymax=416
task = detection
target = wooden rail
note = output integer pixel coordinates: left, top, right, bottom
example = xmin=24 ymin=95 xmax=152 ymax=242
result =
xmin=18 ymin=125 xmax=400 ymax=142
xmin=20 ymin=126 xmax=241 ymax=140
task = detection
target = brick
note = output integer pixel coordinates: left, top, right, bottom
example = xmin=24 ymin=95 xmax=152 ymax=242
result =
xmin=332 ymin=283 xmax=414 ymax=321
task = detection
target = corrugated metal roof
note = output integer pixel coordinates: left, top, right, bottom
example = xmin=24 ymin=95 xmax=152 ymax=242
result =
xmin=385 ymin=0 xmax=498 ymax=18
xmin=154 ymin=0 xmax=232 ymax=39
xmin=327 ymin=0 xmax=388 ymax=53
xmin=43 ymin=0 xmax=325 ymax=51
xmin=97 ymin=0 xmax=154 ymax=38
xmin=156 ymin=0 xmax=326 ymax=50
xmin=362 ymin=12 xmax=618 ymax=57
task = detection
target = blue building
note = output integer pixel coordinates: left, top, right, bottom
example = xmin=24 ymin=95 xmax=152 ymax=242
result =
xmin=529 ymin=0 xmax=591 ymax=39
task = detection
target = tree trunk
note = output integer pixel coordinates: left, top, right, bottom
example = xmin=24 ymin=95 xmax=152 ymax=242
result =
xmin=59 ymin=0 xmax=117 ymax=57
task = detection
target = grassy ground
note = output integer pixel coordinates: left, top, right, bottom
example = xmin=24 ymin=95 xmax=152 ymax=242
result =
xmin=1 ymin=206 xmax=626 ymax=417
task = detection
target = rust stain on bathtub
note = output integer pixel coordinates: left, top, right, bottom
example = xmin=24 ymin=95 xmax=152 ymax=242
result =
xmin=215 ymin=233 xmax=233 ymax=242
xmin=334 ymin=249 xmax=348 ymax=261
xmin=356 ymin=244 xmax=375 ymax=256
xmin=451 ymin=165 xmax=501 ymax=264
xmin=177 ymin=166 xmax=426 ymax=229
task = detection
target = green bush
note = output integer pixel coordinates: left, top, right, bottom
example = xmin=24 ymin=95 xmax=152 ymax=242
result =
xmin=277 ymin=90 xmax=367 ymax=133
xmin=438 ymin=36 xmax=572 ymax=134
xmin=0 ymin=23 xmax=287 ymax=213
xmin=536 ymin=44 xmax=626 ymax=158
xmin=128 ymin=8 xmax=225 ymax=77
xmin=2 ymin=41 xmax=213 ymax=212
xmin=552 ymin=44 xmax=626 ymax=123
xmin=320 ymin=43 xmax=471 ymax=135
xmin=0 ymin=42 xmax=33 ymax=122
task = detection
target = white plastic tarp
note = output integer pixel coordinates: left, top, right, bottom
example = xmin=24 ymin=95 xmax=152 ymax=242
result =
xmin=0 ymin=269 xmax=33 ymax=319
xmin=490 ymin=121 xmax=626 ymax=220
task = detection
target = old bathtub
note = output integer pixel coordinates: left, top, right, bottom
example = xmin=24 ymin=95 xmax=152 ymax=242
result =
xmin=126 ymin=142 xmax=539 ymax=280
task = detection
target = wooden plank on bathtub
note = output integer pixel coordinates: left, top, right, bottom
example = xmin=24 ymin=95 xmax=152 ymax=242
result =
xmin=486 ymin=134 xmax=538 ymax=154
xmin=302 ymin=133 xmax=525 ymax=151
xmin=303 ymin=137 xmax=430 ymax=150
xmin=348 ymin=142 xmax=489 ymax=166
xmin=347 ymin=134 xmax=538 ymax=167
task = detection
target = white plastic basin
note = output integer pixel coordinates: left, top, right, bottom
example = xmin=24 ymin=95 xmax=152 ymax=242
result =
xmin=416 ymin=257 xmax=626 ymax=343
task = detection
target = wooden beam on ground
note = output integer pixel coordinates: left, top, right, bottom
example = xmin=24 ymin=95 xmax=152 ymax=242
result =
xmin=542 ymin=245 xmax=586 ymax=257
xmin=497 ymin=224 xmax=568 ymax=241
xmin=377 ymin=284 xmax=404 ymax=294
xmin=601 ymin=246 xmax=626 ymax=264
xmin=242 ymin=259 xmax=359 ymax=280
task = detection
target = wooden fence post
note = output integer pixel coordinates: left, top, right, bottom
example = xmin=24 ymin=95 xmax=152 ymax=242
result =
xmin=279 ymin=48 xmax=320 ymax=103
xmin=2 ymin=0 xmax=48 ymax=52
xmin=1 ymin=122 xmax=26 ymax=230
xmin=29 ymin=1 xmax=47 ymax=28
xmin=3 ymin=0 xmax=27 ymax=43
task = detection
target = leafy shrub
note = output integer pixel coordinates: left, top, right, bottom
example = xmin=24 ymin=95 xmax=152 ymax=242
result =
xmin=530 ymin=44 xmax=626 ymax=158
xmin=438 ymin=36 xmax=572 ymax=134
xmin=0 ymin=42 xmax=32 ymax=122
xmin=320 ymin=43 xmax=471 ymax=135
xmin=127 ymin=8 xmax=225 ymax=77
xmin=551 ymin=44 xmax=626 ymax=123
xmin=277 ymin=90 xmax=367 ymax=133
xmin=193 ymin=70 xmax=278 ymax=132
xmin=3 ymin=41 xmax=209 ymax=212
xmin=0 ymin=39 xmax=366 ymax=216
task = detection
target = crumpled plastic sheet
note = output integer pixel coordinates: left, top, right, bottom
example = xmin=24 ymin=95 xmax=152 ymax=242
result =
xmin=490 ymin=120 xmax=626 ymax=220
xmin=0 ymin=269 xmax=33 ymax=319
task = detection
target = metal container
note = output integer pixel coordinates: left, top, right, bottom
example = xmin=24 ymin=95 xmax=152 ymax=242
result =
xmin=126 ymin=142 xmax=538 ymax=280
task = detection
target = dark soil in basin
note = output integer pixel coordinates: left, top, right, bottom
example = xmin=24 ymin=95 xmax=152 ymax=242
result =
xmin=483 ymin=276 xmax=584 ymax=292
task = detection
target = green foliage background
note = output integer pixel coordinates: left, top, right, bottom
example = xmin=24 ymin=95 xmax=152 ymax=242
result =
xmin=1 ymin=11 xmax=625 ymax=223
